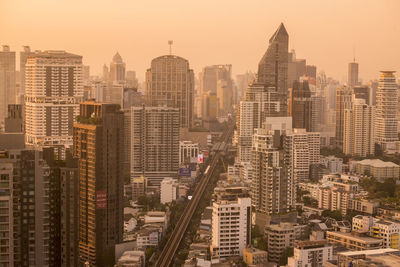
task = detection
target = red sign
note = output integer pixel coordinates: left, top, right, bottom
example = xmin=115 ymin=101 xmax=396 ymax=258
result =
xmin=96 ymin=191 xmax=107 ymax=209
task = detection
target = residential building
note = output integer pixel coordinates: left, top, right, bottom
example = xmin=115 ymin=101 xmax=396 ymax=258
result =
xmin=320 ymin=156 xmax=343 ymax=174
xmin=318 ymin=185 xmax=356 ymax=216
xmin=335 ymin=248 xmax=400 ymax=267
xmin=348 ymin=62 xmax=359 ymax=88
xmin=201 ymin=91 xmax=218 ymax=122
xmin=25 ymin=50 xmax=83 ymax=158
xmin=326 ymin=231 xmax=383 ymax=250
xmin=115 ymin=251 xmax=145 ymax=267
xmin=351 ymin=159 xmax=400 ymax=180
xmin=19 ymin=46 xmax=35 ymax=95
xmin=146 ymin=55 xmax=194 ymax=128
xmin=242 ymin=247 xmax=268 ymax=266
xmin=0 ymin=45 xmax=16 ymax=128
xmin=287 ymin=240 xmax=333 ymax=267
xmin=0 ymin=161 xmax=13 ymax=266
xmin=343 ymin=98 xmax=375 ymax=157
xmin=251 ymin=128 xmax=290 ymax=214
xmin=73 ymin=102 xmax=124 ymax=267
xmin=290 ymin=80 xmax=313 ymax=132
xmin=160 ymin=178 xmax=178 ymax=204
xmin=349 ymin=199 xmax=380 ymax=215
xmin=129 ymin=176 xmax=146 ymax=201
xmin=211 ymin=198 xmax=251 ymax=258
xmin=264 ymin=223 xmax=295 ymax=263
xmin=130 ymin=106 xmax=179 ymax=187
xmin=335 ymin=86 xmax=353 ymax=148
xmin=284 ymin=128 xmax=320 ymax=185
xmin=352 ymin=215 xmax=400 ymax=249
xmin=375 ymin=71 xmax=399 ymax=148
xmin=353 ymin=85 xmax=370 ymax=105
xmin=4 ymin=104 xmax=23 ymax=132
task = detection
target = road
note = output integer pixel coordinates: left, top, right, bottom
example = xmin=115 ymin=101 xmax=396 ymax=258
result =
xmin=154 ymin=122 xmax=235 ymax=267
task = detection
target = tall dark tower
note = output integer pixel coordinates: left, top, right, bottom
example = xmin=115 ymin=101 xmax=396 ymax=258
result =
xmin=257 ymin=23 xmax=289 ymax=115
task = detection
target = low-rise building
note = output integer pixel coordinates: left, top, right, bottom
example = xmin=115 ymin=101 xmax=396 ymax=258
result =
xmin=326 ymin=231 xmax=383 ymax=250
xmin=264 ymin=223 xmax=295 ymax=263
xmin=242 ymin=247 xmax=268 ymax=266
xmin=321 ymin=156 xmax=343 ymax=174
xmin=352 ymin=215 xmax=400 ymax=249
xmin=351 ymin=159 xmax=400 ymax=180
xmin=287 ymin=240 xmax=333 ymax=267
xmin=349 ymin=198 xmax=379 ymax=215
xmin=335 ymin=248 xmax=400 ymax=267
xmin=116 ymin=250 xmax=145 ymax=267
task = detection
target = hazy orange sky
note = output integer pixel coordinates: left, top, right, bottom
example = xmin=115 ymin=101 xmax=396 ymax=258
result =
xmin=1 ymin=0 xmax=399 ymax=82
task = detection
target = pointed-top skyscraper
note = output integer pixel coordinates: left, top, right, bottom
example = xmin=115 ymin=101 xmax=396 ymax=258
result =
xmin=257 ymin=23 xmax=289 ymax=93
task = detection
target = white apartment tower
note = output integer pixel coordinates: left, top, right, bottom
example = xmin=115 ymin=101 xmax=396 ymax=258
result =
xmin=24 ymin=51 xmax=83 ymax=155
xmin=284 ymin=129 xmax=320 ymax=186
xmin=0 ymin=45 xmax=16 ymax=128
xmin=343 ymin=98 xmax=375 ymax=157
xmin=211 ymin=198 xmax=251 ymax=258
xmin=160 ymin=177 xmax=178 ymax=204
xmin=375 ymin=71 xmax=399 ymax=146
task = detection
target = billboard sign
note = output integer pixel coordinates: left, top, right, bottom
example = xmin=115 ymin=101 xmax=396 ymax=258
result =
xmin=198 ymin=154 xmax=203 ymax=164
xmin=179 ymin=168 xmax=191 ymax=177
xmin=96 ymin=191 xmax=107 ymax=209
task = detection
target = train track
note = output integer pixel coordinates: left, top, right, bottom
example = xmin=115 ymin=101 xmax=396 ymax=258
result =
xmin=154 ymin=123 xmax=235 ymax=267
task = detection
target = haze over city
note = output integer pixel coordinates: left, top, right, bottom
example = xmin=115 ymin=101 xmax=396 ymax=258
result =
xmin=2 ymin=1 xmax=400 ymax=267
xmin=1 ymin=0 xmax=399 ymax=81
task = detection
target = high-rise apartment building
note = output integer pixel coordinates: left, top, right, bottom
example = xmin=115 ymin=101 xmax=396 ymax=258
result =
xmin=146 ymin=55 xmax=194 ymax=128
xmin=25 ymin=51 xmax=83 ymax=157
xmin=284 ymin=129 xmax=320 ymax=186
xmin=0 ymin=149 xmax=57 ymax=267
xmin=0 ymin=161 xmax=13 ymax=266
xmin=290 ymin=80 xmax=312 ymax=131
xmin=335 ymin=86 xmax=353 ymax=148
xmin=73 ymin=102 xmax=124 ymax=267
xmin=237 ymin=83 xmax=287 ymax=163
xmin=375 ymin=71 xmax=399 ymax=146
xmin=130 ymin=106 xmax=180 ymax=187
xmin=264 ymin=223 xmax=295 ymax=263
xmin=20 ymin=46 xmax=34 ymax=95
xmin=0 ymin=45 xmax=16 ymax=128
xmin=348 ymin=62 xmax=359 ymax=88
xmin=211 ymin=198 xmax=251 ymax=258
xmin=201 ymin=91 xmax=218 ymax=121
xmin=343 ymin=98 xmax=375 ymax=157
xmin=353 ymin=85 xmax=370 ymax=105
xmin=251 ymin=128 xmax=289 ymax=214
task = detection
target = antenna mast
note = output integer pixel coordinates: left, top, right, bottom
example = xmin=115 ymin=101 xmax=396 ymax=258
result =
xmin=168 ymin=40 xmax=173 ymax=55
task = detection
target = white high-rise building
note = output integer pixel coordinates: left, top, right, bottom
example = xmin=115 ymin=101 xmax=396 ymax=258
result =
xmin=211 ymin=198 xmax=251 ymax=258
xmin=0 ymin=45 xmax=16 ymax=128
xmin=375 ymin=71 xmax=399 ymax=147
xmin=284 ymin=129 xmax=320 ymax=186
xmin=343 ymin=98 xmax=375 ymax=157
xmin=25 ymin=51 xmax=83 ymax=156
xmin=160 ymin=177 xmax=178 ymax=204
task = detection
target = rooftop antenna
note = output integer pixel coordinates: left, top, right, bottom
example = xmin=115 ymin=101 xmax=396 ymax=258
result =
xmin=353 ymin=45 xmax=356 ymax=62
xmin=168 ymin=40 xmax=173 ymax=55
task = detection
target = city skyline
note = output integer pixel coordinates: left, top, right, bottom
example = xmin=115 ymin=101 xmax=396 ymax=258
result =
xmin=1 ymin=0 xmax=399 ymax=81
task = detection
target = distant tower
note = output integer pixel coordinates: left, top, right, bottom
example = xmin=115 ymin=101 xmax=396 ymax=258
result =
xmin=290 ymin=80 xmax=312 ymax=132
xmin=146 ymin=55 xmax=194 ymax=128
xmin=335 ymin=86 xmax=353 ymax=148
xmin=20 ymin=46 xmax=34 ymax=94
xmin=375 ymin=71 xmax=399 ymax=146
xmin=348 ymin=61 xmax=359 ymax=88
xmin=109 ymin=52 xmax=126 ymax=82
xmin=257 ymin=23 xmax=289 ymax=115
xmin=0 ymin=45 xmax=16 ymax=127
xmin=24 ymin=50 xmax=83 ymax=157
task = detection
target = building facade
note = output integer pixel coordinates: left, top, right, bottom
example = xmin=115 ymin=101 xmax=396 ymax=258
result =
xmin=73 ymin=102 xmax=124 ymax=267
xmin=0 ymin=45 xmax=16 ymax=128
xmin=25 ymin=51 xmax=83 ymax=157
xmin=146 ymin=55 xmax=194 ymax=128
